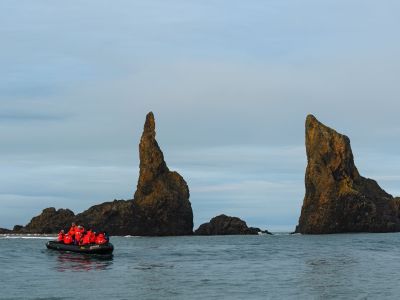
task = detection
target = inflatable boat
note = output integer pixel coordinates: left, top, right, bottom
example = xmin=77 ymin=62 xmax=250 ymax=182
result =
xmin=46 ymin=241 xmax=114 ymax=255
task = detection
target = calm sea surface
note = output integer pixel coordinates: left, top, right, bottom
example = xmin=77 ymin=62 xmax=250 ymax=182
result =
xmin=1 ymin=233 xmax=400 ymax=299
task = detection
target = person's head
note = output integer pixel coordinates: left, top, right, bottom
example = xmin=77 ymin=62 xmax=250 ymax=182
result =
xmin=61 ymin=230 xmax=64 ymax=233
xmin=71 ymin=222 xmax=76 ymax=227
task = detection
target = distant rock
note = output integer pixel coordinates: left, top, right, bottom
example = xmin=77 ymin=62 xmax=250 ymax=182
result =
xmin=195 ymin=214 xmax=270 ymax=235
xmin=296 ymin=115 xmax=400 ymax=234
xmin=0 ymin=228 xmax=12 ymax=234
xmin=23 ymin=207 xmax=75 ymax=234
xmin=11 ymin=112 xmax=193 ymax=236
xmin=132 ymin=112 xmax=193 ymax=235
xmin=12 ymin=225 xmax=24 ymax=232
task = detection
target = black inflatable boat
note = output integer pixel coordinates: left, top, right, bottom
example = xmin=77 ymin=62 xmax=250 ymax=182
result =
xmin=46 ymin=241 xmax=114 ymax=255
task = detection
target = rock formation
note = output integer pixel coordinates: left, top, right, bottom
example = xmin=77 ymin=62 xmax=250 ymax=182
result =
xmin=296 ymin=115 xmax=400 ymax=234
xmin=8 ymin=112 xmax=193 ymax=236
xmin=23 ymin=207 xmax=75 ymax=234
xmin=0 ymin=228 xmax=12 ymax=234
xmin=74 ymin=200 xmax=137 ymax=235
xmin=195 ymin=214 xmax=270 ymax=235
xmin=132 ymin=112 xmax=193 ymax=235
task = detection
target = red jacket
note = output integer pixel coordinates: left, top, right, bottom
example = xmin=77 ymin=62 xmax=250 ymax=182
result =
xmin=75 ymin=231 xmax=83 ymax=243
xmin=81 ymin=233 xmax=91 ymax=245
xmin=90 ymin=232 xmax=96 ymax=243
xmin=68 ymin=225 xmax=76 ymax=236
xmin=57 ymin=232 xmax=64 ymax=242
xmin=63 ymin=234 xmax=73 ymax=245
xmin=95 ymin=234 xmax=107 ymax=245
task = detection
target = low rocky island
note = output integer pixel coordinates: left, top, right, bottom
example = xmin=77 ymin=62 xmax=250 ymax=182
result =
xmin=195 ymin=214 xmax=271 ymax=235
xmin=296 ymin=115 xmax=400 ymax=234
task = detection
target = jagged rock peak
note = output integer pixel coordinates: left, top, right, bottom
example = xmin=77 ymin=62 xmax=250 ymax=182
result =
xmin=136 ymin=112 xmax=169 ymax=196
xmin=133 ymin=112 xmax=193 ymax=235
xmin=296 ymin=115 xmax=400 ymax=234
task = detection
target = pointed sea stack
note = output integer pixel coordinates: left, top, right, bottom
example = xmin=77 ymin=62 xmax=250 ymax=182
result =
xmin=296 ymin=115 xmax=400 ymax=234
xmin=132 ymin=112 xmax=193 ymax=235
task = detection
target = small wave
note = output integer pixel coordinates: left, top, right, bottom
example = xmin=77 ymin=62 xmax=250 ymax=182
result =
xmin=123 ymin=235 xmax=141 ymax=238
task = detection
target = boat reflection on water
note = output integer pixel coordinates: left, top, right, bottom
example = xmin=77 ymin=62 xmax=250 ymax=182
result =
xmin=50 ymin=251 xmax=113 ymax=272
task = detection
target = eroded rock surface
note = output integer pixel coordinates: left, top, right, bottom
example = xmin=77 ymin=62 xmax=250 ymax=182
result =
xmin=75 ymin=200 xmax=137 ymax=235
xmin=23 ymin=208 xmax=75 ymax=234
xmin=296 ymin=115 xmax=400 ymax=234
xmin=132 ymin=112 xmax=193 ymax=235
xmin=195 ymin=214 xmax=268 ymax=235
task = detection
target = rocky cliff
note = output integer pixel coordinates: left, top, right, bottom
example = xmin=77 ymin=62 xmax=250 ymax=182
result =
xmin=195 ymin=214 xmax=269 ymax=235
xmin=9 ymin=112 xmax=193 ymax=236
xmin=296 ymin=115 xmax=400 ymax=234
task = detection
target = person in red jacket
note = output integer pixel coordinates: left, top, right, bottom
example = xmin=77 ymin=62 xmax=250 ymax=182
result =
xmin=77 ymin=225 xmax=85 ymax=234
xmin=68 ymin=223 xmax=77 ymax=238
xmin=63 ymin=233 xmax=73 ymax=245
xmin=95 ymin=233 xmax=107 ymax=245
xmin=74 ymin=230 xmax=83 ymax=245
xmin=81 ymin=229 xmax=93 ymax=245
xmin=57 ymin=230 xmax=65 ymax=243
xmin=90 ymin=231 xmax=96 ymax=244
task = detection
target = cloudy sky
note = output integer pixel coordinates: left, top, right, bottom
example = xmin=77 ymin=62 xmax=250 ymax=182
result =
xmin=1 ymin=1 xmax=399 ymax=231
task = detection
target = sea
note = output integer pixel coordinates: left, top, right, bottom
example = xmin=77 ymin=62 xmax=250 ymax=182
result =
xmin=1 ymin=233 xmax=400 ymax=299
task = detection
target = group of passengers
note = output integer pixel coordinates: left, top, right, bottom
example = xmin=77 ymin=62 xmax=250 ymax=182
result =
xmin=57 ymin=223 xmax=109 ymax=246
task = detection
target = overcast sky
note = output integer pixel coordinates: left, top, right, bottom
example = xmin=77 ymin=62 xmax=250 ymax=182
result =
xmin=1 ymin=1 xmax=399 ymax=231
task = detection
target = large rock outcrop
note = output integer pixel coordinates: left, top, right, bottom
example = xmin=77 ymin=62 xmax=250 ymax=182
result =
xmin=296 ymin=115 xmax=400 ymax=234
xmin=132 ymin=112 xmax=193 ymax=235
xmin=195 ymin=214 xmax=269 ymax=235
xmin=23 ymin=208 xmax=75 ymax=234
xmin=74 ymin=200 xmax=137 ymax=235
xmin=9 ymin=112 xmax=193 ymax=236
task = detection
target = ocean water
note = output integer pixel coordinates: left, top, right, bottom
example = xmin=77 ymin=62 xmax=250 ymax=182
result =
xmin=1 ymin=233 xmax=400 ymax=299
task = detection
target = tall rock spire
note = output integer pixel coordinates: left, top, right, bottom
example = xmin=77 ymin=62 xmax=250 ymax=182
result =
xmin=133 ymin=112 xmax=193 ymax=235
xmin=296 ymin=115 xmax=400 ymax=234
xmin=136 ymin=112 xmax=169 ymax=196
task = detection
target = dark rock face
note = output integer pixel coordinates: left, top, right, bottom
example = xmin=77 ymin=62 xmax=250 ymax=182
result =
xmin=23 ymin=208 xmax=75 ymax=234
xmin=132 ymin=112 xmax=193 ymax=235
xmin=10 ymin=112 xmax=193 ymax=236
xmin=296 ymin=115 xmax=400 ymax=234
xmin=13 ymin=201 xmax=136 ymax=235
xmin=0 ymin=228 xmax=12 ymax=234
xmin=195 ymin=214 xmax=265 ymax=235
xmin=75 ymin=200 xmax=137 ymax=235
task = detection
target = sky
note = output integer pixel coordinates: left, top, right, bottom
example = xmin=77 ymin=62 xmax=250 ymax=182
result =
xmin=1 ymin=0 xmax=400 ymax=231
